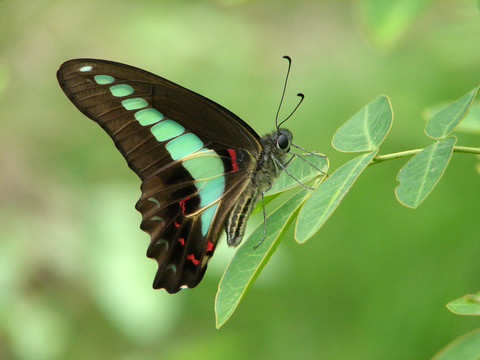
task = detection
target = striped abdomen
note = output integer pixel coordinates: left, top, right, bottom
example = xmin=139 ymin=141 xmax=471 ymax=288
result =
xmin=225 ymin=185 xmax=260 ymax=246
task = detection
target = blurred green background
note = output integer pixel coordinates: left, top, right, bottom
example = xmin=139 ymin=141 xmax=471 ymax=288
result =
xmin=1 ymin=0 xmax=480 ymax=359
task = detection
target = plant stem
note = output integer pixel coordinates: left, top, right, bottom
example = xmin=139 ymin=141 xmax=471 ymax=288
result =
xmin=371 ymin=149 xmax=423 ymax=164
xmin=453 ymin=146 xmax=480 ymax=155
xmin=370 ymin=146 xmax=480 ymax=165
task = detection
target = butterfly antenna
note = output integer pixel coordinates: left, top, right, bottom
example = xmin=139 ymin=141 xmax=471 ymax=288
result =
xmin=277 ymin=93 xmax=305 ymax=129
xmin=275 ymin=55 xmax=292 ymax=130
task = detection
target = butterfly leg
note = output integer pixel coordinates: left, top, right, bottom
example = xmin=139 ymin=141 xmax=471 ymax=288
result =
xmin=292 ymin=153 xmax=328 ymax=176
xmin=290 ymin=144 xmax=329 ymax=176
xmin=253 ymin=184 xmax=272 ymax=249
xmin=283 ymin=153 xmax=296 ymax=168
xmin=272 ymin=155 xmax=315 ymax=190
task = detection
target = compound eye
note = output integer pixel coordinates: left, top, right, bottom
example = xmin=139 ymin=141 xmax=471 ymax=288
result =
xmin=277 ymin=133 xmax=290 ymax=150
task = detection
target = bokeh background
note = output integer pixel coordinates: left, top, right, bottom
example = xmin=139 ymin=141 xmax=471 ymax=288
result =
xmin=1 ymin=1 xmax=480 ymax=359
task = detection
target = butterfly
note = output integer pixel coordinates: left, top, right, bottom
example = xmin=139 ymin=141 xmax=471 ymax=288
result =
xmin=57 ymin=58 xmax=303 ymax=293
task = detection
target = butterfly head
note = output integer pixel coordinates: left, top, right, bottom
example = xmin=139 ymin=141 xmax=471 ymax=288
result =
xmin=261 ymin=128 xmax=293 ymax=160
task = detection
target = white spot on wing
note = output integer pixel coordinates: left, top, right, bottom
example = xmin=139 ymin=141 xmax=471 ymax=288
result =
xmin=79 ymin=65 xmax=93 ymax=72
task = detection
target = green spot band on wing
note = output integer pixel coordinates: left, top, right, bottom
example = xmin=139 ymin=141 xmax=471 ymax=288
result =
xmin=122 ymin=98 xmax=148 ymax=110
xmin=182 ymin=154 xmax=225 ymax=179
xmin=181 ymin=151 xmax=226 ymax=235
xmin=79 ymin=65 xmax=92 ymax=72
xmin=201 ymin=203 xmax=219 ymax=236
xmin=135 ymin=108 xmax=164 ymax=126
xmin=94 ymin=75 xmax=114 ymax=84
xmin=151 ymin=120 xmax=185 ymax=141
xmin=166 ymin=133 xmax=203 ymax=160
xmin=182 ymin=153 xmax=225 ymax=206
xmin=198 ymin=177 xmax=224 ymax=207
xmin=110 ymin=84 xmax=134 ymax=97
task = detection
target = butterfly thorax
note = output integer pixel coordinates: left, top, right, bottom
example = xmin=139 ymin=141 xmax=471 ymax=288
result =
xmin=225 ymin=128 xmax=292 ymax=246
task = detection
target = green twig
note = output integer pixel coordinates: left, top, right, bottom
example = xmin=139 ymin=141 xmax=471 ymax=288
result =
xmin=453 ymin=146 xmax=480 ymax=155
xmin=370 ymin=146 xmax=480 ymax=165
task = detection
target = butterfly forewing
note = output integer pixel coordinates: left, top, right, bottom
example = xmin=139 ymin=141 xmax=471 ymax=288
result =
xmin=57 ymin=59 xmax=262 ymax=292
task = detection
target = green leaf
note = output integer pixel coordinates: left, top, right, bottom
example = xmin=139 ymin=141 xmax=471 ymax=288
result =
xmin=425 ymin=86 xmax=479 ymax=139
xmin=216 ymin=151 xmax=328 ymax=327
xmin=424 ymin=102 xmax=480 ymax=135
xmin=332 ymin=96 xmax=392 ymax=152
xmin=395 ymin=137 xmax=456 ymax=208
xmin=447 ymin=292 xmax=480 ymax=316
xmin=432 ymin=329 xmax=480 ymax=360
xmin=215 ymin=187 xmax=313 ymax=328
xmin=358 ymin=0 xmax=432 ymax=48
xmin=295 ymin=150 xmax=378 ymax=243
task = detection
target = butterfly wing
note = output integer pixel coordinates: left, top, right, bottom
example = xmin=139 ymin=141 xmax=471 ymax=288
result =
xmin=57 ymin=59 xmax=262 ymax=293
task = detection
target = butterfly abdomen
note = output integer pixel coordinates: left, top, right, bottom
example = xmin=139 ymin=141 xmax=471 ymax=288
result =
xmin=225 ymin=185 xmax=260 ymax=246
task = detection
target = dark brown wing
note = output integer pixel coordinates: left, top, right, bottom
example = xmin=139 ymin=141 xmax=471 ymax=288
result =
xmin=57 ymin=59 xmax=262 ymax=292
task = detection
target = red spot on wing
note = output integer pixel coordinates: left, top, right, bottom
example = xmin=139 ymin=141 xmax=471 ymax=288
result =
xmin=179 ymin=196 xmax=191 ymax=214
xmin=187 ymin=254 xmax=199 ymax=266
xmin=206 ymin=241 xmax=214 ymax=252
xmin=178 ymin=238 xmax=185 ymax=246
xmin=227 ymin=149 xmax=239 ymax=172
xmin=174 ymin=220 xmax=180 ymax=228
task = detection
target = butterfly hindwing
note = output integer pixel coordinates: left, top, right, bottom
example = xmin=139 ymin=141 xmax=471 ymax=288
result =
xmin=136 ymin=148 xmax=256 ymax=292
xmin=57 ymin=59 xmax=262 ymax=292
